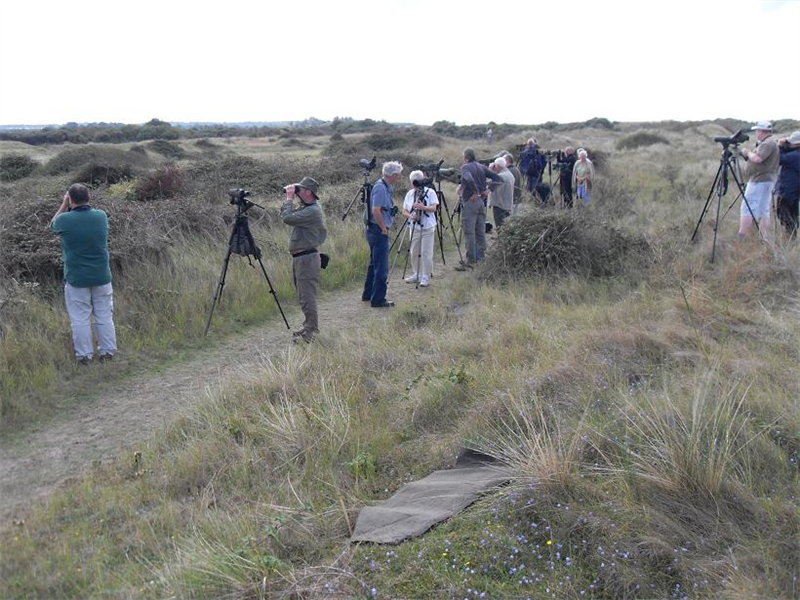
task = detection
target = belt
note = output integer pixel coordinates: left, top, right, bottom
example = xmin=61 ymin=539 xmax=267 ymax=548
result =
xmin=291 ymin=248 xmax=318 ymax=257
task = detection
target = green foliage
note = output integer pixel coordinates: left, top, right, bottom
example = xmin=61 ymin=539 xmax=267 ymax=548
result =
xmin=43 ymin=145 xmax=150 ymax=179
xmin=147 ymin=139 xmax=187 ymax=159
xmin=617 ymin=131 xmax=671 ymax=150
xmin=346 ymin=450 xmax=377 ymax=481
xmin=0 ymin=154 xmax=39 ymax=182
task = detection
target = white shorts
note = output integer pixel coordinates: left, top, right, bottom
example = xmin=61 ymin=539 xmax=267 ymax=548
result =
xmin=741 ymin=181 xmax=774 ymax=220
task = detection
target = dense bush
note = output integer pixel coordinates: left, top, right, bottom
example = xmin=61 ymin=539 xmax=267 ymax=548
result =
xmin=0 ymin=154 xmax=39 ymax=182
xmin=617 ymin=131 xmax=671 ymax=150
xmin=481 ymin=209 xmax=651 ymax=280
xmin=0 ymin=192 xmax=225 ymax=283
xmin=148 ymin=139 xmax=187 ymax=159
xmin=43 ymin=146 xmax=150 ymax=177
xmin=134 ymin=166 xmax=184 ymax=201
xmin=365 ymin=129 xmax=442 ymax=151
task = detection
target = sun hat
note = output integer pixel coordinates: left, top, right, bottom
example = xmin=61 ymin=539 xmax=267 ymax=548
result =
xmin=750 ymin=120 xmax=773 ymax=131
xmin=294 ymin=176 xmax=320 ymax=199
xmin=786 ymin=131 xmax=800 ymax=146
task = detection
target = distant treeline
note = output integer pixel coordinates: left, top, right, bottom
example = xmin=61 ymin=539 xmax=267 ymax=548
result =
xmin=0 ymin=117 xmax=397 ymax=146
xmin=3 ymin=116 xmax=798 ymax=147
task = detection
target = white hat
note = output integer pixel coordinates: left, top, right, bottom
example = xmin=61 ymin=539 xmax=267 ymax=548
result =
xmin=786 ymin=131 xmax=800 ymax=146
xmin=751 ymin=120 xmax=773 ymax=131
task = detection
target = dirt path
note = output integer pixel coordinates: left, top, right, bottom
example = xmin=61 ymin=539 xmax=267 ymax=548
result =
xmin=0 ymin=253 xmax=462 ymax=525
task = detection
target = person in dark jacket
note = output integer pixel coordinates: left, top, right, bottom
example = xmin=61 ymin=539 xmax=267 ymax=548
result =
xmin=559 ymin=147 xmax=578 ymax=207
xmin=775 ymin=131 xmax=800 ymax=240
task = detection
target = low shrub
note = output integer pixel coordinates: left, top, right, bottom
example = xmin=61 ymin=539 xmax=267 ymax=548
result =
xmin=0 ymin=154 xmax=39 ymax=182
xmin=148 ymin=139 xmax=187 ymax=159
xmin=617 ymin=131 xmax=670 ymax=150
xmin=481 ymin=209 xmax=651 ymax=280
xmin=0 ymin=192 xmax=225 ymax=283
xmin=43 ymin=145 xmax=149 ymax=176
xmin=134 ymin=166 xmax=184 ymax=201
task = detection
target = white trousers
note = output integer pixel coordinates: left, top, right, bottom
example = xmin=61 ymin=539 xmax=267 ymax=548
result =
xmin=408 ymin=226 xmax=435 ymax=279
xmin=64 ymin=282 xmax=117 ymax=359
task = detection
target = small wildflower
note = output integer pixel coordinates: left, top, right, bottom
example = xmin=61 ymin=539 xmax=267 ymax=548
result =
xmin=546 ymin=540 xmax=552 ymax=546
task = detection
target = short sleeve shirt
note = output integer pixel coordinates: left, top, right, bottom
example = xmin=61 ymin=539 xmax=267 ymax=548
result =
xmin=50 ymin=206 xmax=112 ymax=287
xmin=370 ymin=178 xmax=395 ymax=229
xmin=403 ymin=188 xmax=439 ymax=230
xmin=749 ymin=137 xmax=780 ymax=183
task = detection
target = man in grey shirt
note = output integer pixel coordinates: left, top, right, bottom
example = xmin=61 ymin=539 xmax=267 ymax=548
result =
xmin=455 ymin=148 xmax=502 ymax=270
xmin=282 ymin=176 xmax=328 ymax=342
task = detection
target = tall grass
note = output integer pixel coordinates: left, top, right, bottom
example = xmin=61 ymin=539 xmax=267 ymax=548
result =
xmin=0 ymin=217 xmax=367 ymax=424
xmin=2 ymin=130 xmax=799 ymax=599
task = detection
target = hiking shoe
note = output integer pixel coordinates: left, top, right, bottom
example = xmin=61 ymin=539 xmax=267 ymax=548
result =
xmin=98 ymin=354 xmax=114 ymax=363
xmin=454 ymin=262 xmax=473 ymax=272
xmin=292 ymin=329 xmax=306 ymax=338
xmin=404 ymin=274 xmax=419 ymax=284
xmin=361 ymin=296 xmax=371 ymax=302
xmin=419 ymin=277 xmax=430 ymax=287
xmin=77 ymin=356 xmax=92 ymax=366
xmin=371 ymin=300 xmax=395 ymax=308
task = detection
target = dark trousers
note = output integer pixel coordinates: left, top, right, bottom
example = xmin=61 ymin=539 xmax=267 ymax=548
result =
xmin=561 ymin=177 xmax=573 ymax=207
xmin=492 ymin=206 xmax=510 ymax=229
xmin=776 ymin=195 xmax=799 ymax=239
xmin=362 ymin=225 xmax=390 ymax=303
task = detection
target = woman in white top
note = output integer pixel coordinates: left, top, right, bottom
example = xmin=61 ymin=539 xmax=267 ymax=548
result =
xmin=571 ymin=149 xmax=595 ymax=205
xmin=402 ymin=170 xmax=439 ymax=286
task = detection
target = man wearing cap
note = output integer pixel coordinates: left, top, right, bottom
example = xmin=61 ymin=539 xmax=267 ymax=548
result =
xmin=282 ymin=176 xmax=327 ymax=342
xmin=362 ymin=161 xmax=403 ymax=308
xmin=775 ymin=131 xmax=800 ymax=240
xmin=739 ymin=121 xmax=780 ymax=240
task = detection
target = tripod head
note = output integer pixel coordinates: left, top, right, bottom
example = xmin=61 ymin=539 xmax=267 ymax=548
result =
xmin=359 ymin=155 xmax=377 ymax=183
xmin=713 ymin=129 xmax=749 ymax=148
xmin=227 ymin=188 xmax=266 ymax=214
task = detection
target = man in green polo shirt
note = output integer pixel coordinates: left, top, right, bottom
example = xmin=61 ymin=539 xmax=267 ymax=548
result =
xmin=50 ymin=183 xmax=117 ymax=364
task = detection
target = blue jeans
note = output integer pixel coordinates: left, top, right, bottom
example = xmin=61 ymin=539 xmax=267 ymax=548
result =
xmin=362 ymin=225 xmax=389 ymax=304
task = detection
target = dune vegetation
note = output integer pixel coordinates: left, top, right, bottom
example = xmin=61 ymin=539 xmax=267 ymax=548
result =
xmin=0 ymin=122 xmax=797 ymax=599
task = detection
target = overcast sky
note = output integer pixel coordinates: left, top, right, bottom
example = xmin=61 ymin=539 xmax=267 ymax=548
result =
xmin=0 ymin=0 xmax=798 ymax=126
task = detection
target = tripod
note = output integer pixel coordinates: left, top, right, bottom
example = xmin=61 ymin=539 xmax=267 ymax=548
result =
xmin=204 ymin=199 xmax=290 ymax=335
xmin=432 ymin=172 xmax=465 ymax=265
xmin=691 ymin=141 xmax=761 ymax=263
xmin=341 ymin=156 xmax=376 ymax=221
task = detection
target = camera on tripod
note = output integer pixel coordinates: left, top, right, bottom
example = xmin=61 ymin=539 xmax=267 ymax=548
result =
xmin=228 ymin=188 xmax=251 ymax=205
xmin=359 ymin=156 xmax=377 ymax=172
xmin=539 ymin=149 xmax=564 ymax=161
xmin=713 ymin=129 xmax=749 ymax=147
xmin=412 ymin=177 xmax=434 ymax=189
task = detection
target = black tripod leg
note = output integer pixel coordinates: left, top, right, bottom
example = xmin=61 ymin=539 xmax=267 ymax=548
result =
xmin=439 ymin=193 xmax=465 ymax=264
xmin=256 ymin=257 xmax=290 ymax=329
xmin=691 ymin=161 xmax=724 ymax=242
xmin=388 ymin=220 xmax=409 ymax=282
xmin=435 ymin=205 xmax=446 ymax=264
xmin=204 ymin=247 xmax=234 ymax=336
xmin=341 ymin=186 xmax=364 ymax=221
xmin=731 ymin=168 xmax=764 ymax=239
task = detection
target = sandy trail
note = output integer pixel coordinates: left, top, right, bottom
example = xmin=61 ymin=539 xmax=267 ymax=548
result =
xmin=0 ymin=255 xmax=460 ymax=525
